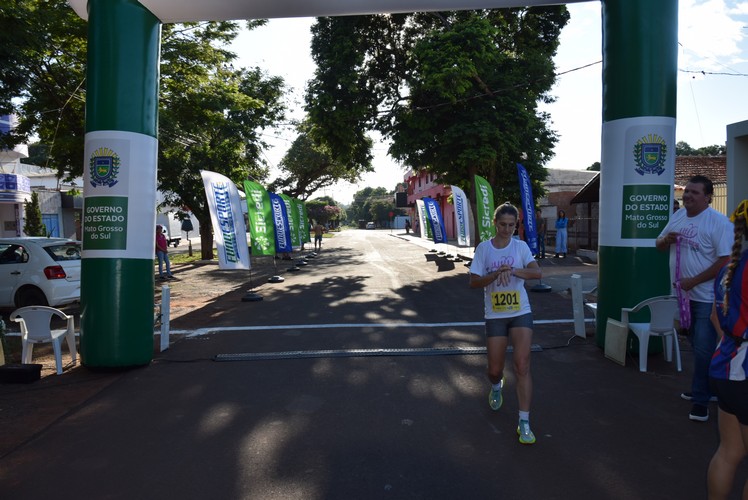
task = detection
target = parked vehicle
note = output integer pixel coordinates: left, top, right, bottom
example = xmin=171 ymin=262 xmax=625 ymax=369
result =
xmin=156 ymin=213 xmax=182 ymax=247
xmin=366 ymin=222 xmax=376 ymax=230
xmin=0 ymin=238 xmax=81 ymax=308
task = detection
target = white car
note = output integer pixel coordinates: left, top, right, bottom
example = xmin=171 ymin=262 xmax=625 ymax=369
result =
xmin=366 ymin=222 xmax=376 ymax=230
xmin=0 ymin=237 xmax=81 ymax=308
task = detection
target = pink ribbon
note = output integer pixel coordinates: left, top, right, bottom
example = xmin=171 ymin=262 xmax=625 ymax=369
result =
xmin=675 ymin=236 xmax=691 ymax=330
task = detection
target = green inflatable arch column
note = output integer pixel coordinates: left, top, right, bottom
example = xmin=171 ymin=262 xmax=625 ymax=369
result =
xmin=80 ymin=0 xmax=161 ymax=367
xmin=596 ymin=0 xmax=679 ymax=346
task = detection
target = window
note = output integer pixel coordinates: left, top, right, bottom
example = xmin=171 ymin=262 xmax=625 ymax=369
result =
xmin=42 ymin=214 xmax=60 ymax=237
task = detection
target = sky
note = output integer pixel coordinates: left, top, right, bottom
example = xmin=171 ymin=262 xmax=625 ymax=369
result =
xmin=230 ymin=1 xmax=748 ymax=205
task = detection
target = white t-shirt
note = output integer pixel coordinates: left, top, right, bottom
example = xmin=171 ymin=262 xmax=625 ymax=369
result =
xmin=470 ymin=238 xmax=535 ymax=319
xmin=658 ymin=207 xmax=733 ymax=303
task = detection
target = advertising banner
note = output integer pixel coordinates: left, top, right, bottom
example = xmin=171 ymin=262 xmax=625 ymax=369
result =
xmin=297 ymin=200 xmax=311 ymax=243
xmin=451 ymin=185 xmax=471 ymax=247
xmin=474 ymin=175 xmax=496 ymax=243
xmin=516 ymin=163 xmax=538 ymax=255
xmin=243 ymin=180 xmax=276 ymax=256
xmin=269 ymin=193 xmax=292 ymax=253
xmin=200 ymin=170 xmax=250 ymax=269
xmin=279 ymin=194 xmax=300 ymax=249
xmin=423 ymin=197 xmax=448 ymax=244
xmin=415 ymin=199 xmax=431 ymax=240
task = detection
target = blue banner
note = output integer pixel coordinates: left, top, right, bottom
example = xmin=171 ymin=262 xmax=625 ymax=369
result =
xmin=423 ymin=197 xmax=448 ymax=244
xmin=516 ymin=163 xmax=538 ymax=255
xmin=269 ymin=193 xmax=292 ymax=253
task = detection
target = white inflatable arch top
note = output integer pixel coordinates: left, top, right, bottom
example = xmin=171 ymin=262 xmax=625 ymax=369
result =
xmin=68 ymin=0 xmax=586 ymax=23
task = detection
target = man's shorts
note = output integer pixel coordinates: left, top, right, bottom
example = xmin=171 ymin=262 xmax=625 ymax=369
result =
xmin=485 ymin=313 xmax=533 ymax=338
xmin=710 ymin=378 xmax=748 ymax=425
xmin=314 ymin=235 xmax=322 ymax=243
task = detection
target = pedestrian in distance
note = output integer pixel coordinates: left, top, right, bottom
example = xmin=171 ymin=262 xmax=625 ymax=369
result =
xmin=706 ymin=199 xmax=748 ymax=500
xmin=536 ymin=209 xmax=546 ymax=259
xmin=469 ymin=202 xmax=542 ymax=445
xmin=155 ymin=225 xmax=174 ymax=280
xmin=656 ymin=175 xmax=733 ymax=422
xmin=554 ymin=209 xmax=568 ymax=258
xmin=313 ymin=222 xmax=325 ymax=251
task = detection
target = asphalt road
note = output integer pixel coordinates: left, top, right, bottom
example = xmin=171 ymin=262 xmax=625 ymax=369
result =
xmin=1 ymin=229 xmax=743 ymax=500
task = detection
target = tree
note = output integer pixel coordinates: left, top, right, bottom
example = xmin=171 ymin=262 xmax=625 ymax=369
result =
xmin=0 ymin=0 xmax=87 ymax=180
xmin=675 ymin=141 xmax=696 ymax=156
xmin=305 ymin=8 xmax=570 ymax=242
xmin=23 ymin=192 xmax=46 ymax=236
xmin=268 ymin=126 xmax=371 ymax=199
xmin=158 ymin=22 xmax=286 ymax=259
xmin=587 ymin=161 xmax=600 ymax=171
xmin=348 ymin=186 xmax=389 ymax=223
xmin=676 ymin=141 xmax=726 ymax=156
xmin=306 ymin=197 xmax=344 ymax=226
xmin=1 ymin=8 xmax=288 ymax=259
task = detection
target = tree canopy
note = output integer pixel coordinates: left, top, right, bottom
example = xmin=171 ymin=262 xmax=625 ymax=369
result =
xmin=157 ymin=22 xmax=286 ymax=259
xmin=675 ymin=141 xmax=726 ymax=156
xmin=1 ymin=4 xmax=289 ymax=259
xmin=305 ymin=8 xmax=570 ymax=213
xmin=0 ymin=0 xmax=87 ymax=180
xmin=268 ymin=125 xmax=371 ymax=200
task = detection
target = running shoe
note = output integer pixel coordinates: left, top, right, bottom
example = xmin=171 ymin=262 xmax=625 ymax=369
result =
xmin=680 ymin=392 xmax=718 ymax=402
xmin=689 ymin=404 xmax=709 ymax=422
xmin=517 ymin=419 xmax=536 ymax=445
xmin=488 ymin=378 xmax=504 ymax=411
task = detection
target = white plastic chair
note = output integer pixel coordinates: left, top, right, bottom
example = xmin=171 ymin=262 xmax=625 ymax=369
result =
xmin=10 ymin=306 xmax=77 ymax=375
xmin=621 ymin=296 xmax=682 ymax=373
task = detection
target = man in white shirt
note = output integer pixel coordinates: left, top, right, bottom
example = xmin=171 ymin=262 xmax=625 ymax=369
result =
xmin=656 ymin=175 xmax=733 ymax=422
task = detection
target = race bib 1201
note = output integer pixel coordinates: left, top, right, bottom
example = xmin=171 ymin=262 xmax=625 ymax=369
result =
xmin=491 ymin=290 xmax=521 ymax=313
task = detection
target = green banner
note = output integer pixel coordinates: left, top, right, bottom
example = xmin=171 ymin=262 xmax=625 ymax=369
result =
xmin=474 ymin=175 xmax=496 ymax=243
xmin=243 ymin=180 xmax=275 ymax=256
xmin=82 ymin=196 xmax=128 ymax=250
xmin=620 ymin=184 xmax=670 ymax=239
xmin=279 ymin=194 xmax=300 ymax=248
xmin=296 ymin=200 xmax=311 ymax=243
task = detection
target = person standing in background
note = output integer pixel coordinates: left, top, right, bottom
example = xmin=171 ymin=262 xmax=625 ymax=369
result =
xmin=656 ymin=175 xmax=733 ymax=422
xmin=155 ymin=225 xmax=174 ymax=280
xmin=313 ymin=222 xmax=324 ymax=251
xmin=554 ymin=209 xmax=568 ymax=258
xmin=536 ymin=209 xmax=546 ymax=259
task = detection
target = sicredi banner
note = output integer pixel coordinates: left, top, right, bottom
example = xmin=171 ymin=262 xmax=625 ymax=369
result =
xmin=243 ymin=180 xmax=275 ymax=256
xmin=269 ymin=193 xmax=292 ymax=253
xmin=296 ymin=200 xmax=310 ymax=243
xmin=201 ymin=170 xmax=250 ymax=270
xmin=423 ymin=197 xmax=448 ymax=244
xmin=451 ymin=185 xmax=470 ymax=247
xmin=474 ymin=175 xmax=496 ymax=243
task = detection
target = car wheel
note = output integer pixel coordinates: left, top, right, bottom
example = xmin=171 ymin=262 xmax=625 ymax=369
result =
xmin=16 ymin=287 xmax=49 ymax=308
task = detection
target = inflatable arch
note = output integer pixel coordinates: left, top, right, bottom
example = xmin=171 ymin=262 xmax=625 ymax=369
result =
xmin=67 ymin=0 xmax=677 ymax=367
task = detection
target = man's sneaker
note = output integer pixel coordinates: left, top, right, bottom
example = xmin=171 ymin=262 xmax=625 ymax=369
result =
xmin=517 ymin=420 xmax=536 ymax=445
xmin=680 ymin=392 xmax=718 ymax=402
xmin=689 ymin=404 xmax=709 ymax=422
xmin=488 ymin=379 xmax=504 ymax=411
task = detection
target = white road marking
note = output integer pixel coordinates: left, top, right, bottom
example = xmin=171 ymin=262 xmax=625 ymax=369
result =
xmin=177 ymin=318 xmax=593 ymax=337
